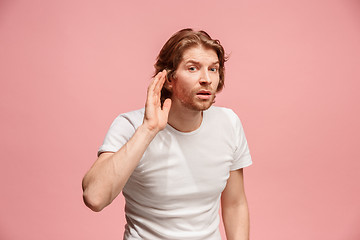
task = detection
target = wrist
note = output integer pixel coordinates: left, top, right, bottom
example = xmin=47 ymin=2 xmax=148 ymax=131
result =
xmin=138 ymin=122 xmax=160 ymax=139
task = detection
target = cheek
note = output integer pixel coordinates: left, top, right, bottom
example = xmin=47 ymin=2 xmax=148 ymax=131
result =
xmin=175 ymin=74 xmax=196 ymax=89
xmin=212 ymin=75 xmax=220 ymax=86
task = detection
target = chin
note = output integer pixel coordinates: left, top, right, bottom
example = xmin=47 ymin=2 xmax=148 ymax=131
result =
xmin=185 ymin=100 xmax=213 ymax=111
xmin=177 ymin=94 xmax=215 ymax=111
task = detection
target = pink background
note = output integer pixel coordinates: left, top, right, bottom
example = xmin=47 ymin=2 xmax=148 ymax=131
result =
xmin=1 ymin=0 xmax=359 ymax=239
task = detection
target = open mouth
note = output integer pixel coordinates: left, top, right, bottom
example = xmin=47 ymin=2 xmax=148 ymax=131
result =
xmin=196 ymin=91 xmax=212 ymax=99
xmin=196 ymin=90 xmax=211 ymax=96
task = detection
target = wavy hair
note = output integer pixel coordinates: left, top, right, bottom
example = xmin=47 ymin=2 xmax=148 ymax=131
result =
xmin=154 ymin=28 xmax=227 ymax=104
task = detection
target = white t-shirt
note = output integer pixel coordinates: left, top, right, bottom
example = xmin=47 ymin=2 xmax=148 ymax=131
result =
xmin=98 ymin=106 xmax=252 ymax=240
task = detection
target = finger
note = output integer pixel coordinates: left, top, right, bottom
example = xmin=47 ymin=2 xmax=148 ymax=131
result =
xmin=147 ymin=71 xmax=165 ymax=106
xmin=162 ymin=98 xmax=172 ymax=116
xmin=154 ymin=70 xmax=167 ymax=94
xmin=153 ymin=71 xmax=165 ymax=95
xmin=147 ymin=76 xmax=157 ymax=95
xmin=147 ymin=70 xmax=164 ymax=97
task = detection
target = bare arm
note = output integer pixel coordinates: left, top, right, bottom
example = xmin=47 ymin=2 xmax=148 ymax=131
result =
xmin=221 ymin=168 xmax=250 ymax=240
xmin=82 ymin=70 xmax=171 ymax=212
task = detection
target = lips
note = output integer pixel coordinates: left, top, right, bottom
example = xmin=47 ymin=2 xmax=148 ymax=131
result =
xmin=196 ymin=90 xmax=212 ymax=100
xmin=196 ymin=90 xmax=212 ymax=96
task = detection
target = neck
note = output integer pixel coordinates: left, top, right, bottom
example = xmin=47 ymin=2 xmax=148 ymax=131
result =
xmin=167 ymin=104 xmax=203 ymax=133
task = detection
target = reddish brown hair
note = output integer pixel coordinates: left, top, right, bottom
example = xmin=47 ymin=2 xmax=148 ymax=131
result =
xmin=154 ymin=28 xmax=227 ymax=104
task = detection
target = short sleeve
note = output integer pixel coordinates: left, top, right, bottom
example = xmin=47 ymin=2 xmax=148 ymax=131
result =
xmin=97 ymin=114 xmax=137 ymax=157
xmin=230 ymin=113 xmax=252 ymax=171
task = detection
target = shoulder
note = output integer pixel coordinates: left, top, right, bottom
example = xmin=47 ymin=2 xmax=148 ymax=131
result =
xmin=120 ymin=108 xmax=145 ymax=121
xmin=112 ymin=108 xmax=145 ymax=130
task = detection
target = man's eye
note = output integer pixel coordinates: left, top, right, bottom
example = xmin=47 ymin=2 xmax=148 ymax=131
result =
xmin=189 ymin=67 xmax=197 ymax=71
xmin=210 ymin=67 xmax=218 ymax=72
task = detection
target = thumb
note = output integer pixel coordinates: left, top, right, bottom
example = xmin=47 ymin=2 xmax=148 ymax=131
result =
xmin=162 ymin=98 xmax=172 ymax=116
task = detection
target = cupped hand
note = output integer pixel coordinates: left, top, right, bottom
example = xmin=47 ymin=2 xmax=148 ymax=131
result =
xmin=143 ymin=70 xmax=172 ymax=133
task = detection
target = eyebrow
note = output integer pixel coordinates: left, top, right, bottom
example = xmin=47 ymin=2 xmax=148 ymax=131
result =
xmin=185 ymin=60 xmax=220 ymax=65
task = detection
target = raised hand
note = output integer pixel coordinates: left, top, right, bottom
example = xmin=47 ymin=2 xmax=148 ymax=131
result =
xmin=143 ymin=70 xmax=172 ymax=133
xmin=82 ymin=70 xmax=172 ymax=211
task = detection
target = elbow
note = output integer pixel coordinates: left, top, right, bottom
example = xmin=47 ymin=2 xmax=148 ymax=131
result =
xmin=82 ymin=176 xmax=106 ymax=212
xmin=81 ymin=173 xmax=117 ymax=212
xmin=82 ymin=189 xmax=107 ymax=212
xmin=82 ymin=177 xmax=109 ymax=212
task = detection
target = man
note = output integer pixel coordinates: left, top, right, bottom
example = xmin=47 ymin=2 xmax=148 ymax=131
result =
xmin=82 ymin=28 xmax=252 ymax=240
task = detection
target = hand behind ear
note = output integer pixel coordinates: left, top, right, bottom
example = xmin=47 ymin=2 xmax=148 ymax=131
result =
xmin=166 ymin=69 xmax=177 ymax=82
xmin=164 ymin=70 xmax=173 ymax=90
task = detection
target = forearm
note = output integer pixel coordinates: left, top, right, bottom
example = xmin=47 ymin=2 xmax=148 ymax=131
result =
xmin=82 ymin=124 xmax=157 ymax=211
xmin=83 ymin=70 xmax=170 ymax=212
xmin=222 ymin=200 xmax=250 ymax=240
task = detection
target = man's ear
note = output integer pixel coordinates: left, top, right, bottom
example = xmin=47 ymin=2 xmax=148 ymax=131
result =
xmin=166 ymin=70 xmax=174 ymax=82
xmin=164 ymin=76 xmax=173 ymax=91
xmin=165 ymin=71 xmax=174 ymax=90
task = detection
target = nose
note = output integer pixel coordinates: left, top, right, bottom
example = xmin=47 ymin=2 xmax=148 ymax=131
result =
xmin=199 ymin=69 xmax=212 ymax=85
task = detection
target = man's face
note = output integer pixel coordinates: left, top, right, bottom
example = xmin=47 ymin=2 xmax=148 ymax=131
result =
xmin=169 ymin=45 xmax=220 ymax=111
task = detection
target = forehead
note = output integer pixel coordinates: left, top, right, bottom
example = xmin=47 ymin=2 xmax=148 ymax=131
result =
xmin=180 ymin=45 xmax=219 ymax=64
